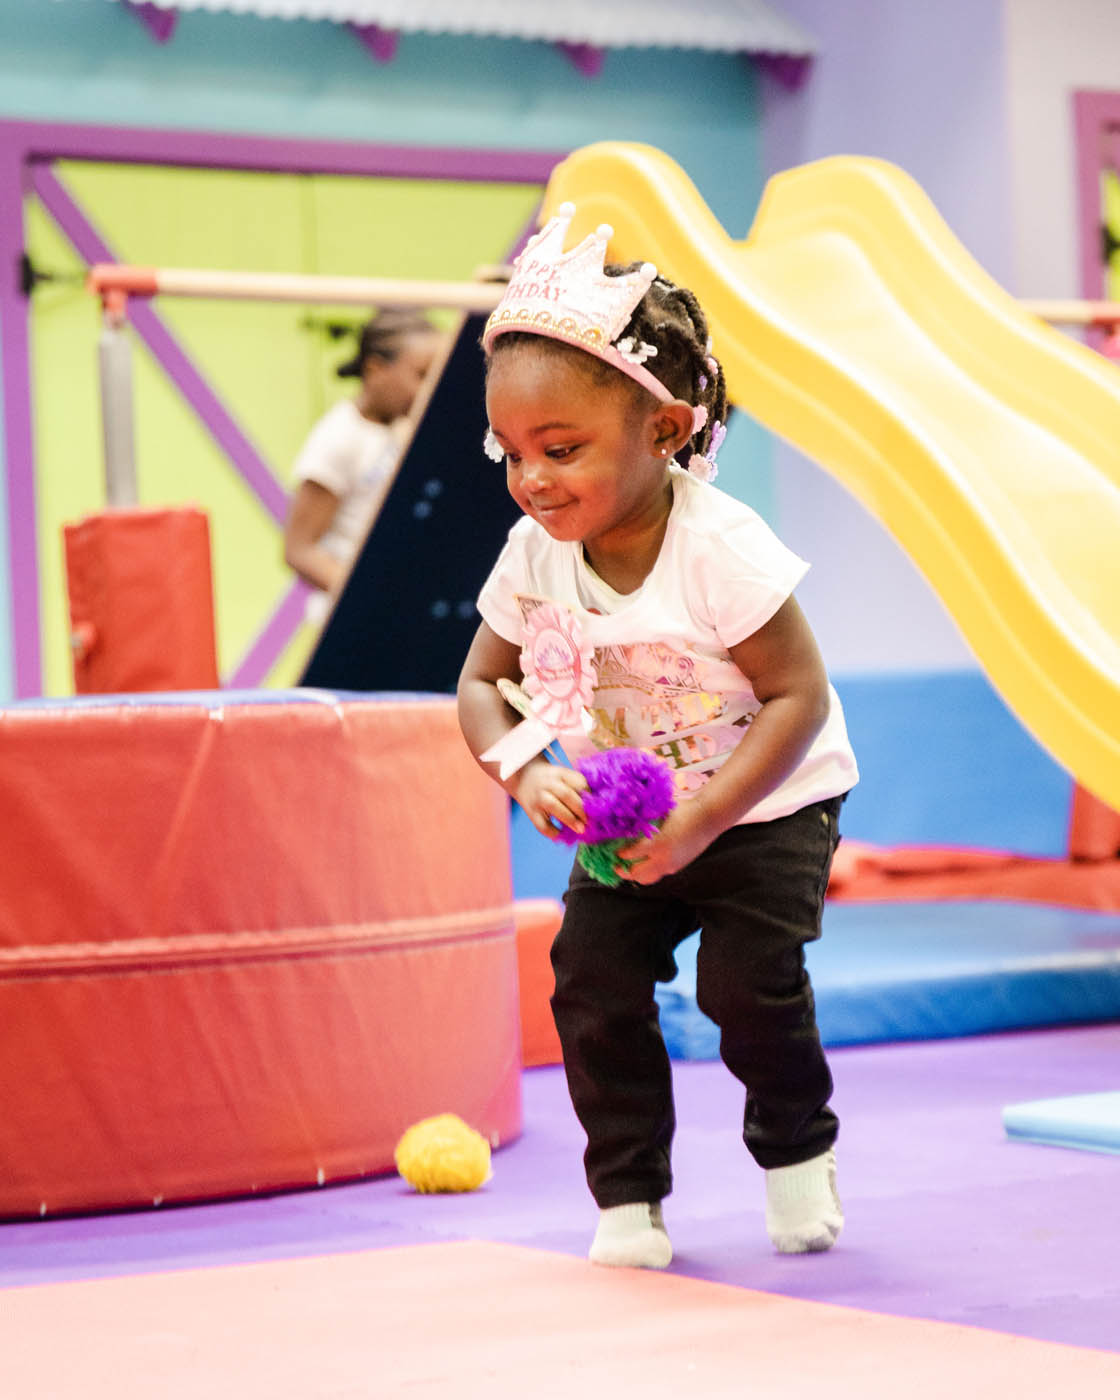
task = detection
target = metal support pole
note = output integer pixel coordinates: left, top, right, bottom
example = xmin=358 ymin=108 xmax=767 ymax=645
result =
xmin=97 ymin=289 xmax=138 ymax=508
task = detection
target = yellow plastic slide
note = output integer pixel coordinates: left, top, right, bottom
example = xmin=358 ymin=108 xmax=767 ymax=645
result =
xmin=542 ymin=143 xmax=1120 ymax=812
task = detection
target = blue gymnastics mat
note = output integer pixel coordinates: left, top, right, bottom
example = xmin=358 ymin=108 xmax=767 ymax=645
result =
xmin=656 ymin=901 xmax=1120 ymax=1056
xmin=1003 ymin=1092 xmax=1120 ymax=1155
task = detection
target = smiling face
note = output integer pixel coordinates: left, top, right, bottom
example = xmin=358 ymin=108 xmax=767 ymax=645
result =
xmin=485 ymin=338 xmax=687 ymax=573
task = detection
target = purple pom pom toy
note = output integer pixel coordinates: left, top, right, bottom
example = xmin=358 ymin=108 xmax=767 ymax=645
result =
xmin=557 ymin=748 xmax=676 ymax=886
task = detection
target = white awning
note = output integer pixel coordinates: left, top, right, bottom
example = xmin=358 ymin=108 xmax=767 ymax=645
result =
xmin=113 ymin=0 xmax=817 ymax=57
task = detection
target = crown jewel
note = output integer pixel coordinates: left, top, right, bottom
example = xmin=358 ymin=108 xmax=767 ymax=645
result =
xmin=483 ymin=203 xmax=672 ymax=404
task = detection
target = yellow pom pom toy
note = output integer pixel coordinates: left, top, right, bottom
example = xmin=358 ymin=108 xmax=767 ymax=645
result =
xmin=394 ymin=1113 xmax=492 ymax=1193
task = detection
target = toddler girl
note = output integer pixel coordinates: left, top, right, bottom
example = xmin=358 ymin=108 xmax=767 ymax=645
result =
xmin=458 ymin=204 xmax=858 ymax=1269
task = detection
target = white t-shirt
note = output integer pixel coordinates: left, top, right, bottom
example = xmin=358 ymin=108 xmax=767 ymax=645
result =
xmin=477 ymin=467 xmax=858 ymax=824
xmin=291 ymin=399 xmax=405 ymax=566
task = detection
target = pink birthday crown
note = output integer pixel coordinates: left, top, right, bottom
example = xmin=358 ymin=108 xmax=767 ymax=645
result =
xmin=483 ymin=202 xmax=673 ymax=405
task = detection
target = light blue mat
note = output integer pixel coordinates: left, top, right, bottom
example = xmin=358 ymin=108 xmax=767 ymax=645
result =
xmin=656 ymin=901 xmax=1120 ymax=1055
xmin=1003 ymin=1091 xmax=1120 ymax=1155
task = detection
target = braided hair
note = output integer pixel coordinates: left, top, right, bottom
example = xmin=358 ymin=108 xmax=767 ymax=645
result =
xmin=611 ymin=265 xmax=728 ymax=465
xmin=337 ymin=308 xmax=438 ymax=378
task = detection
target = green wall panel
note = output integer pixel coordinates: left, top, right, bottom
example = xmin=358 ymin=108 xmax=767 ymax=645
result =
xmin=27 ymin=162 xmax=542 ymax=691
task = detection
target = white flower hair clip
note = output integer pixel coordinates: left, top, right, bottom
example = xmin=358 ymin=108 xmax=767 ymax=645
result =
xmin=483 ymin=428 xmax=505 ymax=462
xmin=615 ymin=337 xmax=658 ymax=366
xmin=687 ymin=420 xmax=727 ymax=484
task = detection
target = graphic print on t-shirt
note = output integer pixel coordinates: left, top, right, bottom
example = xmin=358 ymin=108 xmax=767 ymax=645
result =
xmin=516 ymin=595 xmax=761 ymax=797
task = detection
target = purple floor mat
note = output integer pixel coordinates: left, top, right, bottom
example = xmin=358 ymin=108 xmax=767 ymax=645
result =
xmin=3 ymin=1024 xmax=1119 ymax=1354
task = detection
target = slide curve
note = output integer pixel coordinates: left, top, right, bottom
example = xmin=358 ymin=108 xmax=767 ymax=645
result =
xmin=541 ymin=143 xmax=1120 ymax=812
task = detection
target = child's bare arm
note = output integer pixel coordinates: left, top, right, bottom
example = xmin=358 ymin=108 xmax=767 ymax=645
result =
xmin=283 ymin=481 xmax=346 ymax=592
xmin=619 ymin=596 xmax=830 ymax=882
xmin=457 ymin=621 xmax=587 ymax=840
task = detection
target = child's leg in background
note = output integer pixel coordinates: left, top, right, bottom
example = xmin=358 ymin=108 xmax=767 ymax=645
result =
xmin=689 ymin=797 xmax=844 ymax=1168
xmin=550 ymin=870 xmax=696 ymax=1208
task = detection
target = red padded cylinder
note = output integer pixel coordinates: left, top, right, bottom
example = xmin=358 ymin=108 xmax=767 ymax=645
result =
xmin=0 ymin=694 xmax=521 ymax=1217
xmin=63 ymin=506 xmax=220 ymax=693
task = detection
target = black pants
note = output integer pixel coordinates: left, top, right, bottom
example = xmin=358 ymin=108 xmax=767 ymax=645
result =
xmin=550 ymin=796 xmax=844 ymax=1208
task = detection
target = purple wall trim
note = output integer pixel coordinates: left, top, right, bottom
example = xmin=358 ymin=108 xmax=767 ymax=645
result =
xmin=0 ymin=142 xmax=41 ymax=697
xmin=1073 ymin=91 xmax=1118 ymax=306
xmin=754 ymin=53 xmax=812 ymax=91
xmin=29 ymin=164 xmax=288 ymax=523
xmin=349 ymin=23 xmax=400 ymax=63
xmin=125 ymin=1 xmax=178 ymax=43
xmin=0 ymin=120 xmax=562 ymax=696
xmin=556 ymin=43 xmax=605 ymax=78
xmin=227 ymin=579 xmax=311 ymax=689
xmin=5 ymin=120 xmax=564 ymax=184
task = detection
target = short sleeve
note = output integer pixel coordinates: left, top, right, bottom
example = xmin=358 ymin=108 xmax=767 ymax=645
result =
xmin=694 ymin=511 xmax=810 ymax=646
xmin=292 ymin=406 xmax=358 ymax=496
xmin=476 ymin=519 xmax=534 ymax=645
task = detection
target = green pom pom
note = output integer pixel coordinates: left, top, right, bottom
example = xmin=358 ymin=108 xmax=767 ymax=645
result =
xmin=576 ymin=837 xmax=637 ymax=888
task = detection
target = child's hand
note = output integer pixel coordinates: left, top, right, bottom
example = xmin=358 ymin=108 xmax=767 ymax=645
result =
xmin=510 ymin=761 xmax=589 ymax=841
xmin=613 ymin=804 xmax=713 ymax=884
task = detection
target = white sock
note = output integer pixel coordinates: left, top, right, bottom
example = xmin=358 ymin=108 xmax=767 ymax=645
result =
xmin=589 ymin=1201 xmax=673 ymax=1269
xmin=765 ymin=1148 xmax=843 ymax=1254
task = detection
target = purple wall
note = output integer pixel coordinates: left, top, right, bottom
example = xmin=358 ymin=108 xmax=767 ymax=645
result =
xmin=763 ymin=0 xmax=1013 ymax=285
xmin=758 ymin=0 xmax=1013 ymax=675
